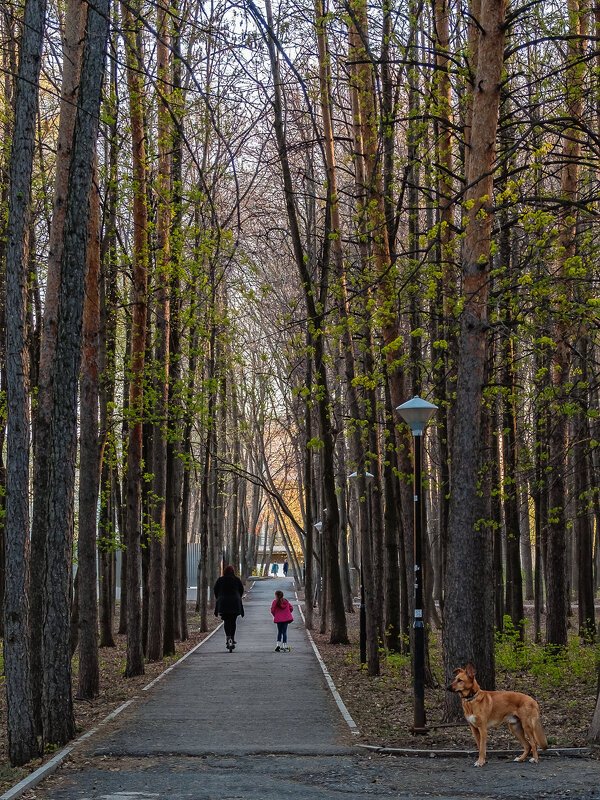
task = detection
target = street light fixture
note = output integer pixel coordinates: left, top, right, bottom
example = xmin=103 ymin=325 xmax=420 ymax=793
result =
xmin=313 ymin=521 xmax=323 ymax=611
xmin=348 ymin=470 xmax=374 ymax=666
xmin=397 ymin=395 xmax=437 ymax=733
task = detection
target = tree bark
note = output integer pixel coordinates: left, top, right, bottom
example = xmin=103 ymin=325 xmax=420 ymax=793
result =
xmin=546 ymin=0 xmax=584 ymax=650
xmin=29 ymin=0 xmax=87 ymax=736
xmin=0 ymin=2 xmax=18 ymax=643
xmin=147 ymin=0 xmax=172 ymax=663
xmin=76 ymin=158 xmax=102 ymax=699
xmin=574 ymin=342 xmax=596 ymax=641
xmin=43 ymin=0 xmax=109 ymax=747
xmin=4 ymin=0 xmax=47 ymax=764
xmin=98 ymin=29 xmax=119 ymax=649
xmin=122 ymin=0 xmax=148 ymax=677
xmin=443 ymin=0 xmax=506 ymax=720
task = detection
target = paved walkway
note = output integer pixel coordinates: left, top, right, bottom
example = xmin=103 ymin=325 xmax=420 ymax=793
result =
xmin=9 ymin=578 xmax=600 ymax=800
xmin=86 ymin=577 xmax=351 ymax=758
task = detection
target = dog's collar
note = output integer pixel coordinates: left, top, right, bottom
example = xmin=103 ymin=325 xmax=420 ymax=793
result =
xmin=462 ymin=690 xmax=480 ymax=701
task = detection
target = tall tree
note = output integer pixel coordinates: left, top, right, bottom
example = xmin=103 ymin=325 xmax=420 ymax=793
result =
xmin=29 ymin=0 xmax=87 ymax=734
xmin=443 ymin=0 xmax=507 ymax=718
xmin=546 ymin=0 xmax=585 ymax=650
xmin=121 ymin=0 xmax=149 ymax=677
xmin=77 ymin=160 xmax=102 ymax=700
xmin=147 ymin=0 xmax=172 ymax=662
xmin=42 ymin=0 xmax=110 ymax=747
xmin=4 ymin=0 xmax=47 ymax=767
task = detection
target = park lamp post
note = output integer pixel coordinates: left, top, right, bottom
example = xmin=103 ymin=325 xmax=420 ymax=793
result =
xmin=397 ymin=395 xmax=437 ymax=733
xmin=348 ymin=470 xmax=374 ymax=667
xmin=313 ymin=521 xmax=323 ymax=609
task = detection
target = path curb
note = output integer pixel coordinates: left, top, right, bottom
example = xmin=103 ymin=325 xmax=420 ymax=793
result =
xmin=295 ymin=594 xmax=360 ymax=736
xmin=0 ymin=627 xmax=223 ymax=800
xmin=358 ymin=744 xmax=596 ymax=759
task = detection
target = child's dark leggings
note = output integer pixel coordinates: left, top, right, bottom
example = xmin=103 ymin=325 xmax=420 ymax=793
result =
xmin=276 ymin=621 xmax=289 ymax=643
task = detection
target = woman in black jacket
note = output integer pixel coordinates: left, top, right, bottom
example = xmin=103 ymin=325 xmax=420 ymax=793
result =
xmin=214 ymin=565 xmax=244 ymax=650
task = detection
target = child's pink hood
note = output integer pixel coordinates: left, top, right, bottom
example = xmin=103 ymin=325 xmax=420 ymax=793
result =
xmin=271 ymin=598 xmax=294 ymax=623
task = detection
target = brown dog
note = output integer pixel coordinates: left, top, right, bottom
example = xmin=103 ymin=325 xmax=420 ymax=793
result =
xmin=448 ymin=662 xmax=547 ymax=766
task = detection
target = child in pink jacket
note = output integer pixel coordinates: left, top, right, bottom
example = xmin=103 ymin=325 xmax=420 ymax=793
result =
xmin=271 ymin=590 xmax=293 ymax=652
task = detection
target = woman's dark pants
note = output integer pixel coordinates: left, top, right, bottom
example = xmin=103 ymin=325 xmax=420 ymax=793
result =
xmin=222 ymin=613 xmax=238 ymax=640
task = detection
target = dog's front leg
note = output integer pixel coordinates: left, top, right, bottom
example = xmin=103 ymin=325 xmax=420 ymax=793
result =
xmin=474 ymin=727 xmax=487 ymax=767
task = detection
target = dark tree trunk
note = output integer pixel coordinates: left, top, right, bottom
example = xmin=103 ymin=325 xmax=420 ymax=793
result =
xmin=0 ymin=2 xmax=17 ymax=643
xmin=29 ymin=0 xmax=87 ymax=739
xmin=122 ymin=0 xmax=148 ymax=677
xmin=165 ymin=2 xmax=184 ymax=647
xmin=199 ymin=389 xmax=214 ymax=630
xmin=4 ymin=0 xmax=46 ymax=764
xmin=76 ymin=159 xmax=102 ymax=699
xmin=574 ymin=343 xmax=596 ymax=641
xmin=335 ymin=417 xmax=353 ymax=613
xmin=43 ymin=0 xmax=109 ymax=746
xmin=147 ymin=0 xmax=171 ymax=663
xmin=385 ymin=380 xmax=408 ymax=651
xmin=383 ymin=435 xmax=402 ymax=653
xmin=546 ymin=0 xmax=584 ymax=651
xmin=118 ymin=327 xmax=131 ymax=637
xmin=303 ymin=353 xmax=315 ymax=630
xmin=98 ymin=28 xmax=118 ymax=649
xmin=502 ymin=337 xmax=524 ymax=637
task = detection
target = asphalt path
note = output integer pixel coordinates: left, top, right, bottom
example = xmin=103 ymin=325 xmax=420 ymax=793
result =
xmin=12 ymin=577 xmax=600 ymax=800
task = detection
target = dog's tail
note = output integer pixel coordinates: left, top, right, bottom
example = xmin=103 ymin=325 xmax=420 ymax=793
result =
xmin=533 ymin=717 xmax=548 ymax=751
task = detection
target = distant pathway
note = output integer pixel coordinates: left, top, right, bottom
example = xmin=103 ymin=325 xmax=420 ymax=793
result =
xmin=86 ymin=576 xmax=351 ymax=758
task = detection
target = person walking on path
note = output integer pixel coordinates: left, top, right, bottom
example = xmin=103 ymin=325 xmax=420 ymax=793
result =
xmin=283 ymin=559 xmax=289 ymax=577
xmin=271 ymin=589 xmax=293 ymax=652
xmin=214 ymin=565 xmax=244 ymax=650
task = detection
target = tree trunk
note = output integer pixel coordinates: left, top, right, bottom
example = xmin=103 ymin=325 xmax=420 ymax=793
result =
xmin=43 ymin=0 xmax=109 ymax=746
xmin=0 ymin=2 xmax=18 ymax=643
xmin=546 ymin=0 xmax=584 ymax=650
xmin=147 ymin=0 xmax=172 ymax=663
xmin=4 ymin=0 xmax=47 ymax=764
xmin=76 ymin=158 xmax=102 ymax=699
xmin=122 ymin=0 xmax=148 ymax=677
xmin=443 ymin=0 xmax=506 ymax=720
xmin=502 ymin=335 xmax=524 ymax=637
xmin=574 ymin=343 xmax=596 ymax=641
xmin=29 ymin=0 xmax=87 ymax=736
xmin=98 ymin=29 xmax=119 ymax=649
xmin=303 ymin=352 xmax=315 ymax=630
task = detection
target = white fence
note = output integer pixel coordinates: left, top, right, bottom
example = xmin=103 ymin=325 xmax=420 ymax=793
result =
xmin=114 ymin=542 xmax=202 ymax=590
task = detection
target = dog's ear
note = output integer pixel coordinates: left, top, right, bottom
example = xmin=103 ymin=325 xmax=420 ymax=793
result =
xmin=453 ymin=667 xmax=462 ymax=676
xmin=465 ymin=662 xmax=476 ymax=678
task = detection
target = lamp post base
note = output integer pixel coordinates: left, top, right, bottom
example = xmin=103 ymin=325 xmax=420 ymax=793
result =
xmin=410 ymin=725 xmax=429 ymax=735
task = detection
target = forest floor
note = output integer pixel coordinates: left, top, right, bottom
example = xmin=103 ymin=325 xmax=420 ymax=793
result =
xmin=0 ymin=593 xmax=598 ymax=796
xmin=311 ymin=607 xmax=600 ymax=754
